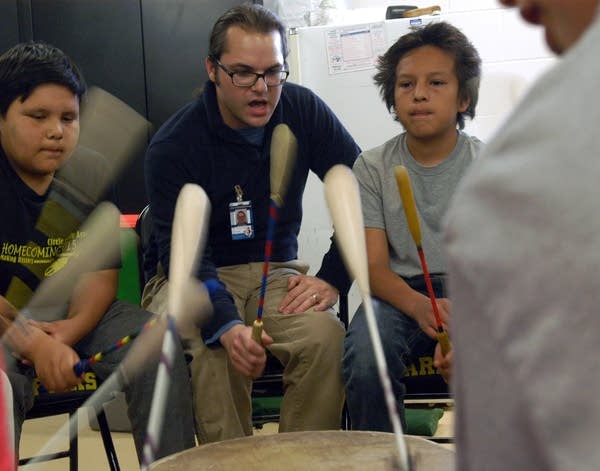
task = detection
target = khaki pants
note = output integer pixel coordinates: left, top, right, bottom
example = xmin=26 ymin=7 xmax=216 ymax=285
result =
xmin=142 ymin=261 xmax=345 ymax=443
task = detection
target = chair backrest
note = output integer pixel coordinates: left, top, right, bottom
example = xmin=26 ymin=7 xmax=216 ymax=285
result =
xmin=116 ymin=227 xmax=143 ymax=305
xmin=135 ymin=205 xmax=158 ymax=285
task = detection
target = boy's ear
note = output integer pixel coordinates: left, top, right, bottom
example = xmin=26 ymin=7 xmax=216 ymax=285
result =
xmin=458 ymin=96 xmax=470 ymax=113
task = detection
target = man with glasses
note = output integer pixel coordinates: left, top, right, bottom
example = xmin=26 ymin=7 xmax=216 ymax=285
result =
xmin=143 ymin=4 xmax=360 ymax=443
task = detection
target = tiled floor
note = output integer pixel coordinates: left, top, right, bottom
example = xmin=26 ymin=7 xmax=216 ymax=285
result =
xmin=19 ymin=407 xmax=454 ymax=469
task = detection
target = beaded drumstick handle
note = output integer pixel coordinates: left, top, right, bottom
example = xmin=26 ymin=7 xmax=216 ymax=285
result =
xmin=73 ymin=318 xmax=157 ymax=377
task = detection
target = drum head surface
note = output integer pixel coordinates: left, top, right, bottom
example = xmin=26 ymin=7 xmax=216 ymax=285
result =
xmin=150 ymin=431 xmax=454 ymax=470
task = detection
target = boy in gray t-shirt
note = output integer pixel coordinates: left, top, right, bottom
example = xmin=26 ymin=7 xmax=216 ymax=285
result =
xmin=342 ymin=22 xmax=482 ymax=432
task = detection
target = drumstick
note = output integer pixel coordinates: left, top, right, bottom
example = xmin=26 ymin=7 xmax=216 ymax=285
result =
xmin=394 ymin=166 xmax=451 ymax=356
xmin=141 ymin=184 xmax=211 ymax=470
xmin=30 ymin=286 xmax=213 ymax=466
xmin=72 ymin=318 xmax=157 ymax=378
xmin=22 ymin=202 xmax=121 ymax=321
xmin=33 ymin=186 xmax=210 ymax=464
xmin=2 ymin=202 xmax=122 ymax=372
xmin=20 ymin=88 xmax=149 ymax=319
xmin=28 ymin=317 xmax=167 ymax=467
xmin=74 ymin=183 xmax=208 ymax=377
xmin=73 ymin=280 xmax=216 ymax=378
xmin=3 ymin=201 xmax=150 ymax=375
xmin=324 ymin=165 xmax=410 ymax=471
xmin=50 ymin=86 xmax=149 ymax=220
xmin=167 ymin=184 xmax=211 ymax=332
xmin=2 ymin=87 xmax=149 ymax=328
xmin=78 ymin=86 xmax=150 ymax=196
xmin=252 ymin=124 xmax=298 ymax=345
xmin=7 ymin=200 xmax=153 ymax=463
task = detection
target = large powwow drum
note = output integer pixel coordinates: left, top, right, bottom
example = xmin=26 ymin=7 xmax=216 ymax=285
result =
xmin=150 ymin=431 xmax=454 ymax=470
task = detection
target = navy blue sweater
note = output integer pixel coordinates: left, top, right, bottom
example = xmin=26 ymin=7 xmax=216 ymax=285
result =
xmin=145 ymin=81 xmax=360 ymax=342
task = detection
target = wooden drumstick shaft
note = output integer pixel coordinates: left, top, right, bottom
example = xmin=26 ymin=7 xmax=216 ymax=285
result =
xmin=394 ymin=165 xmax=450 ymax=355
xmin=31 ymin=324 xmax=165 ymax=467
xmin=394 ymin=166 xmax=421 ymax=247
xmin=24 ymin=206 xmax=202 ymax=468
xmin=324 ymin=165 xmax=410 ymax=471
xmin=24 ymin=202 xmax=121 ymax=320
xmin=141 ymin=316 xmax=178 ymax=470
xmin=44 ymin=185 xmax=212 ymax=462
xmin=78 ymin=86 xmax=150 ymax=198
xmin=167 ymin=184 xmax=210 ymax=328
xmin=269 ymin=124 xmax=298 ymax=207
xmin=142 ymin=184 xmax=211 ymax=468
xmin=3 ymin=202 xmax=121 ymax=376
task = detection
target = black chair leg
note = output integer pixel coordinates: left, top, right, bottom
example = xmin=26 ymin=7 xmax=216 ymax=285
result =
xmin=339 ymin=294 xmax=349 ymax=329
xmin=96 ymin=408 xmax=120 ymax=471
xmin=69 ymin=411 xmax=78 ymax=471
xmin=341 ymin=402 xmax=351 ymax=430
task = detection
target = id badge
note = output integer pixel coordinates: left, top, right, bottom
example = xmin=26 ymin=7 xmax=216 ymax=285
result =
xmin=230 ymin=200 xmax=254 ymax=240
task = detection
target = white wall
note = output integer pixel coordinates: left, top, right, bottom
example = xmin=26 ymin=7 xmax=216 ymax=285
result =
xmin=287 ymin=3 xmax=556 ymax=318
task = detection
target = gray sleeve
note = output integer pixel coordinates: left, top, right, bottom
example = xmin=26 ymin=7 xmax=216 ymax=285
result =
xmin=353 ymin=153 xmax=385 ymax=230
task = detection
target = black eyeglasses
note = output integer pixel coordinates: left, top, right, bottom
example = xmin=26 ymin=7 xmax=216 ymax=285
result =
xmin=212 ymin=57 xmax=289 ymax=88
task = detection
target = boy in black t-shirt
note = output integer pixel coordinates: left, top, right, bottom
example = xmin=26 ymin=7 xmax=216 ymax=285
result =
xmin=0 ymin=42 xmax=195 ymax=463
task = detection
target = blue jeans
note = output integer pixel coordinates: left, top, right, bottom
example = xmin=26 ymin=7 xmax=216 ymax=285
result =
xmin=342 ymin=275 xmax=446 ymax=432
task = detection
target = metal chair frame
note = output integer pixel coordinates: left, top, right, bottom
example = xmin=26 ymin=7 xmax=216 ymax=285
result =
xmin=18 ymin=387 xmax=120 ymax=471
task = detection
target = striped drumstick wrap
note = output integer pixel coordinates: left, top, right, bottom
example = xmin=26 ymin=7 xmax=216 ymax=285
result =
xmin=252 ymin=125 xmax=297 ymax=345
xmin=252 ymin=200 xmax=278 ymax=344
xmin=417 ymin=249 xmax=451 ymax=354
xmin=73 ymin=318 xmax=157 ymax=378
